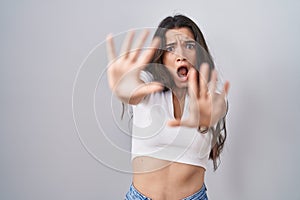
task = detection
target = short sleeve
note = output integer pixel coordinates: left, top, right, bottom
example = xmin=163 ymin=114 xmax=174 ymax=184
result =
xmin=140 ymin=70 xmax=154 ymax=83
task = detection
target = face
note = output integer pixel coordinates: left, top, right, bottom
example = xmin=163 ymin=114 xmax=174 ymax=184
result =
xmin=162 ymin=27 xmax=196 ymax=89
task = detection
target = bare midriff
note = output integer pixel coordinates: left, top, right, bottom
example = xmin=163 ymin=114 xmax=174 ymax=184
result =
xmin=132 ymin=156 xmax=205 ymax=200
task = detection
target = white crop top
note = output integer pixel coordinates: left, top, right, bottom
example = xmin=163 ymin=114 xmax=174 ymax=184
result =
xmin=131 ymin=71 xmax=215 ymax=169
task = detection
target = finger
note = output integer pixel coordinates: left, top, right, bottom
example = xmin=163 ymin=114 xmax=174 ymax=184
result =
xmin=106 ymin=34 xmax=117 ymax=61
xmin=139 ymin=37 xmax=160 ymax=66
xmin=130 ymin=30 xmax=150 ymax=62
xmin=120 ymin=30 xmax=135 ymax=58
xmin=209 ymin=70 xmax=217 ymax=95
xmin=199 ymin=63 xmax=210 ymax=97
xmin=187 ymin=68 xmax=199 ymax=100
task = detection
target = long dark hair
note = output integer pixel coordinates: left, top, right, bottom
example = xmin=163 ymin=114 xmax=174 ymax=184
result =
xmin=145 ymin=14 xmax=228 ymax=171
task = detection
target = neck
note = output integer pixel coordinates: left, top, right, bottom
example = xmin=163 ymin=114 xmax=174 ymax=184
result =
xmin=172 ymin=87 xmax=187 ymax=102
xmin=172 ymin=87 xmax=187 ymax=120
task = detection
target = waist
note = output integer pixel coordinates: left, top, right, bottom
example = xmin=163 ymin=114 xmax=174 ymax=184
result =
xmin=132 ymin=156 xmax=205 ymax=199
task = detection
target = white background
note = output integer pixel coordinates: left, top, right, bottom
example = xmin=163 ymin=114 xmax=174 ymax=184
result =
xmin=1 ymin=0 xmax=300 ymax=199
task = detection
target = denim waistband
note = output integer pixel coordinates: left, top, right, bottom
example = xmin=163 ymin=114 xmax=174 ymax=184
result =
xmin=125 ymin=184 xmax=152 ymax=200
xmin=125 ymin=183 xmax=208 ymax=200
xmin=183 ymin=184 xmax=208 ymax=200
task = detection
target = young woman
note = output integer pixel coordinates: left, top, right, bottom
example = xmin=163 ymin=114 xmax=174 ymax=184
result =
xmin=107 ymin=14 xmax=230 ymax=200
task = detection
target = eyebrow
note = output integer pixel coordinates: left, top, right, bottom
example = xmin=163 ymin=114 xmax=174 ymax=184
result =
xmin=165 ymin=42 xmax=176 ymax=47
xmin=184 ymin=40 xmax=196 ymax=44
xmin=165 ymin=40 xmax=196 ymax=46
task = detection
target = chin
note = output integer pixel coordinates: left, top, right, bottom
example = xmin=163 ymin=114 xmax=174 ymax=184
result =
xmin=174 ymin=81 xmax=188 ymax=89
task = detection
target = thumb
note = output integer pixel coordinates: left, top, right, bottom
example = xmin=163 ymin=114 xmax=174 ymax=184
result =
xmin=224 ymin=81 xmax=230 ymax=95
xmin=167 ymin=119 xmax=196 ymax=128
xmin=136 ymin=82 xmax=164 ymax=96
xmin=220 ymin=81 xmax=230 ymax=99
xmin=167 ymin=119 xmax=181 ymax=127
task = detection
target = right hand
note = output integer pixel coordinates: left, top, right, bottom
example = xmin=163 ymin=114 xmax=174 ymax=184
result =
xmin=106 ymin=30 xmax=163 ymax=104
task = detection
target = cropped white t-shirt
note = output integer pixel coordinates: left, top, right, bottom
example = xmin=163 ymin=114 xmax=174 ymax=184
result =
xmin=131 ymin=71 xmax=214 ymax=169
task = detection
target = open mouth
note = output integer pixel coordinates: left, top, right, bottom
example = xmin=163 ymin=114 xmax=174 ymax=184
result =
xmin=177 ymin=66 xmax=189 ymax=78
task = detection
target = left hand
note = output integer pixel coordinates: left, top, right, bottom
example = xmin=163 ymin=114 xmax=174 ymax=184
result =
xmin=168 ymin=63 xmax=230 ymax=128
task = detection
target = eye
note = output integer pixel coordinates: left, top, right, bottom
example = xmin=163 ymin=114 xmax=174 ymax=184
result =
xmin=165 ymin=45 xmax=175 ymax=52
xmin=185 ymin=42 xmax=196 ymax=50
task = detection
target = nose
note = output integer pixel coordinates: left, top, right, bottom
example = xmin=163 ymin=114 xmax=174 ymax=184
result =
xmin=176 ymin=56 xmax=186 ymax=62
xmin=175 ymin=46 xmax=187 ymax=62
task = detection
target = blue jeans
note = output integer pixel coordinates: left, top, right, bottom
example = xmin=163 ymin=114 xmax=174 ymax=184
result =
xmin=125 ymin=183 xmax=208 ymax=200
